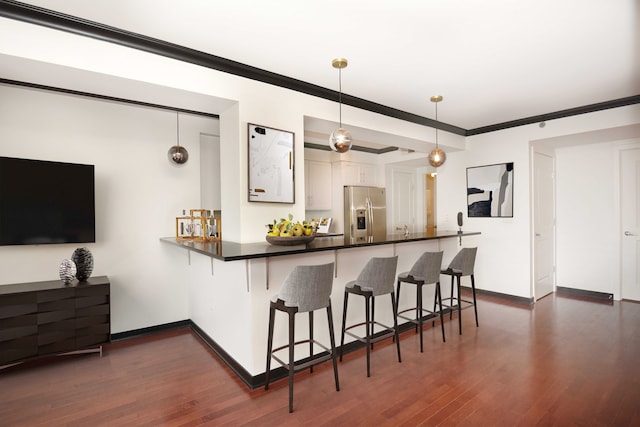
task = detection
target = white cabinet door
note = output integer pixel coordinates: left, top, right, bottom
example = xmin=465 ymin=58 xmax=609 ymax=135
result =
xmin=359 ymin=163 xmax=377 ymax=186
xmin=343 ymin=162 xmax=377 ymax=186
xmin=305 ymin=160 xmax=332 ymax=210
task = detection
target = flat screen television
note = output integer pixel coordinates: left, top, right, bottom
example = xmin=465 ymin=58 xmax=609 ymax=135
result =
xmin=0 ymin=156 xmax=96 ymax=246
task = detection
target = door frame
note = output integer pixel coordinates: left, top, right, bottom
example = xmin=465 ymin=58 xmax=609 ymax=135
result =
xmin=531 ymin=148 xmax=556 ymax=300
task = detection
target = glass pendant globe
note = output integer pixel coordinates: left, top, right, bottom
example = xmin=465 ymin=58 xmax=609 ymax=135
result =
xmin=329 ymin=128 xmax=353 ymax=153
xmin=168 ymin=145 xmax=189 ymax=165
xmin=428 ymin=148 xmax=446 ymax=167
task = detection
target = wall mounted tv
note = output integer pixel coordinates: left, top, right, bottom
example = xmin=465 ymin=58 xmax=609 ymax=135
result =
xmin=0 ymin=156 xmax=95 ymax=246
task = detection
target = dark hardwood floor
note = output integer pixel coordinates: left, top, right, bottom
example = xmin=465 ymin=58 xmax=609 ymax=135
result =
xmin=1 ymin=292 xmax=639 ymax=426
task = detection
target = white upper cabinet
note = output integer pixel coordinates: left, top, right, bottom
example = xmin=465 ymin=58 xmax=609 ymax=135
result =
xmin=342 ymin=161 xmax=377 ymax=186
xmin=304 ymin=160 xmax=332 ymax=210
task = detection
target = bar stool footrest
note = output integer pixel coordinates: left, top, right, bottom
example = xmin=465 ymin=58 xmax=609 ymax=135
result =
xmin=343 ymin=322 xmax=397 ymax=345
xmin=270 ymin=338 xmax=336 ymax=373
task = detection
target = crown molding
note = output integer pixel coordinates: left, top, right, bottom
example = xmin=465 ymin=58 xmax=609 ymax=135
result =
xmin=1 ymin=0 xmax=637 ymax=137
xmin=0 ymin=0 xmax=464 ymax=135
xmin=466 ymin=95 xmax=640 ymax=136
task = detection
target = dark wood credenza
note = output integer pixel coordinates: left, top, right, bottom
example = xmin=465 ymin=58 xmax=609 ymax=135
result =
xmin=0 ymin=276 xmax=110 ymax=367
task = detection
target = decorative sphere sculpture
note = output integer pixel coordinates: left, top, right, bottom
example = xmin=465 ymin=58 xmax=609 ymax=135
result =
xmin=59 ymin=259 xmax=77 ymax=284
xmin=72 ymin=247 xmax=94 ymax=281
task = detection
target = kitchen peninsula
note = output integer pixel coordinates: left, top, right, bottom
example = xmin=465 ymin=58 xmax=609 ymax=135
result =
xmin=160 ymin=230 xmax=480 ymax=388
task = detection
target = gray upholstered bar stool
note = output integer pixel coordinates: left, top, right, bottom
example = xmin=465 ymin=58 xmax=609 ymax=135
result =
xmin=265 ymin=262 xmax=339 ymax=413
xmin=339 ymin=256 xmax=400 ymax=377
xmin=440 ymin=247 xmax=478 ymax=335
xmin=396 ymin=251 xmax=445 ymax=352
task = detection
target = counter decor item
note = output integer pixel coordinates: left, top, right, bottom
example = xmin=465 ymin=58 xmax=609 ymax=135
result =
xmin=72 ymin=247 xmax=94 ymax=281
xmin=59 ymin=258 xmax=77 ymax=284
xmin=175 ymin=209 xmax=193 ymax=239
xmin=311 ymin=217 xmax=332 ymax=234
xmin=175 ymin=209 xmax=221 ymax=241
xmin=265 ymin=213 xmax=315 ymax=246
xmin=266 ymin=234 xmax=315 ymax=246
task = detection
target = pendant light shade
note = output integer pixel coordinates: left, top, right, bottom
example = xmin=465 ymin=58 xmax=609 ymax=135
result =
xmin=428 ymin=95 xmax=446 ymax=168
xmin=329 ymin=128 xmax=352 ymax=153
xmin=329 ymin=58 xmax=352 ymax=153
xmin=168 ymin=112 xmax=189 ymax=165
xmin=428 ymin=148 xmax=446 ymax=167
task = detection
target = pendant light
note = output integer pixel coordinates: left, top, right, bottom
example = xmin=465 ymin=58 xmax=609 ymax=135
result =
xmin=329 ymin=57 xmax=353 ymax=153
xmin=168 ymin=111 xmax=189 ymax=165
xmin=428 ymin=95 xmax=446 ymax=168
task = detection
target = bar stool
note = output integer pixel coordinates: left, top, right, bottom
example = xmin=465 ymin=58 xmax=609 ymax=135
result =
xmin=396 ymin=251 xmax=445 ymax=352
xmin=440 ymin=247 xmax=478 ymax=335
xmin=339 ymin=256 xmax=400 ymax=377
xmin=265 ymin=262 xmax=339 ymax=413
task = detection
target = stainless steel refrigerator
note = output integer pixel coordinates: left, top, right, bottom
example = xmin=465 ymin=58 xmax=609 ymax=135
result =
xmin=344 ymin=186 xmax=387 ymax=243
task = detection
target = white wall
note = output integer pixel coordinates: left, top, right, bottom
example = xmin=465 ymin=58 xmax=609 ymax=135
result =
xmin=555 ymin=138 xmax=640 ymax=299
xmin=437 ymin=108 xmax=640 ymax=300
xmin=0 ymin=85 xmax=218 ymax=333
xmin=437 ymin=128 xmax=531 ymax=298
xmin=555 ymin=141 xmax=617 ymax=293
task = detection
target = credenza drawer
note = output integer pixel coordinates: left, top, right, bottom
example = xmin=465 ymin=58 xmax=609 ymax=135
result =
xmin=0 ymin=276 xmax=110 ymax=366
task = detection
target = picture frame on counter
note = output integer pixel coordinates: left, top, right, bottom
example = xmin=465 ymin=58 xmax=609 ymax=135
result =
xmin=248 ymin=123 xmax=295 ymax=204
xmin=312 ymin=217 xmax=332 ymax=234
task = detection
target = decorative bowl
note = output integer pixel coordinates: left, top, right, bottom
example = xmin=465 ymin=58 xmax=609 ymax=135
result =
xmin=266 ymin=234 xmax=315 ymax=246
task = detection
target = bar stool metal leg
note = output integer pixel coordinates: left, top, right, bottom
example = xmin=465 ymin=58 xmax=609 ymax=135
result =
xmin=309 ymin=311 xmax=314 ymax=374
xmin=339 ymin=291 xmax=349 ymax=361
xmin=365 ymin=294 xmax=371 ymax=377
xmin=370 ymin=296 xmax=375 ymax=350
xmin=417 ymin=284 xmax=424 ymax=352
xmin=436 ymin=282 xmax=446 ymax=342
xmin=471 ymin=274 xmax=479 ymax=327
xmin=457 ymin=275 xmax=462 ymax=335
xmin=265 ymin=305 xmax=275 ymax=390
xmin=391 ymin=292 xmax=401 ymax=362
xmin=450 ymin=276 xmax=455 ymax=320
xmin=326 ymin=303 xmax=340 ymax=391
xmin=288 ymin=310 xmax=295 ymax=413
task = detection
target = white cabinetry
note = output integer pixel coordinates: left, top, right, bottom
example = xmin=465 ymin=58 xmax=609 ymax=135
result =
xmin=304 ymin=160 xmax=332 ymax=210
xmin=342 ymin=161 xmax=377 ymax=186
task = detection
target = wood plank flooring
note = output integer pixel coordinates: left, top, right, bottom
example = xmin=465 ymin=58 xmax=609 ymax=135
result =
xmin=1 ymin=292 xmax=639 ymax=426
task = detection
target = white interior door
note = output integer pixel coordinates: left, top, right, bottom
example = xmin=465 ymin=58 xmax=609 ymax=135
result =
xmin=621 ymin=148 xmax=640 ymax=301
xmin=391 ymin=169 xmax=415 ymax=234
xmin=534 ymin=152 xmax=555 ymax=299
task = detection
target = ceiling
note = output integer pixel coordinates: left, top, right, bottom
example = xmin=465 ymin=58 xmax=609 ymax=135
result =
xmin=5 ymin=0 xmax=640 ymax=134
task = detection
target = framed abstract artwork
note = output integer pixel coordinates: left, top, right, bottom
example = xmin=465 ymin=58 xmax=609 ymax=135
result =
xmin=248 ymin=123 xmax=295 ymax=204
xmin=466 ymin=162 xmax=514 ymax=217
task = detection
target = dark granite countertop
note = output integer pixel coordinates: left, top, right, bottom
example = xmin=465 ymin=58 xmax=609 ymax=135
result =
xmin=160 ymin=230 xmax=480 ymax=262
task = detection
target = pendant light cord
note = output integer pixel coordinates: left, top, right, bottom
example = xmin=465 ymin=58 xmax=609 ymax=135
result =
xmin=338 ymin=67 xmax=343 ymax=127
xmin=435 ymin=101 xmax=439 ymax=149
xmin=176 ymin=111 xmax=180 ymax=148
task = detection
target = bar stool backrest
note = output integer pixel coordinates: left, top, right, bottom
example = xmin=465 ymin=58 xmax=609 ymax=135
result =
xmin=276 ymin=262 xmax=335 ymax=312
xmin=447 ymin=247 xmax=477 ymax=276
xmin=355 ymin=256 xmax=398 ymax=296
xmin=408 ymin=251 xmax=444 ymax=284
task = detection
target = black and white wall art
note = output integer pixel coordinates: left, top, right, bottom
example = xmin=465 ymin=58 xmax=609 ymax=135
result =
xmin=466 ymin=162 xmax=514 ymax=218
